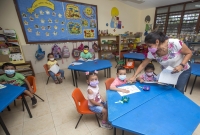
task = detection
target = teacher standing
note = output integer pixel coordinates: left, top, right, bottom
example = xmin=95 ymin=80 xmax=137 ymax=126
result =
xmin=129 ymin=32 xmax=192 ymax=93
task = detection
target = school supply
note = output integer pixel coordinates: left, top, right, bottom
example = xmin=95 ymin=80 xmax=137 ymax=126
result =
xmin=35 ymin=44 xmax=45 ymax=61
xmin=72 ymin=43 xmax=81 ymax=58
xmin=61 ymin=45 xmax=70 ymax=63
xmin=139 ymin=86 xmax=150 ymax=91
xmin=0 ymin=84 xmax=6 ymax=89
xmin=158 ymin=66 xmax=182 ymax=85
xmin=49 ymin=64 xmax=60 ymax=74
xmin=52 ymin=44 xmax=62 ymax=59
xmin=117 ymin=85 xmax=141 ymax=96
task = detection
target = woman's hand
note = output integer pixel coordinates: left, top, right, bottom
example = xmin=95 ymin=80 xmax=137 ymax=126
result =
xmin=140 ymin=79 xmax=144 ymax=83
xmin=128 ymin=76 xmax=137 ymax=83
xmin=172 ymin=65 xmax=183 ymax=74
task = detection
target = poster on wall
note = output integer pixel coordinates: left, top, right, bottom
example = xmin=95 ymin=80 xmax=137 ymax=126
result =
xmin=14 ymin=0 xmax=98 ymax=43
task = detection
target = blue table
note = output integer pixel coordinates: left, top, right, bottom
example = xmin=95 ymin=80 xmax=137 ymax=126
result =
xmin=123 ymin=53 xmax=145 ymax=61
xmin=0 ymin=85 xmax=32 ymax=135
xmin=185 ymin=63 xmax=200 ymax=94
xmin=68 ymin=59 xmax=112 ymax=87
xmin=107 ymin=83 xmax=200 ymax=135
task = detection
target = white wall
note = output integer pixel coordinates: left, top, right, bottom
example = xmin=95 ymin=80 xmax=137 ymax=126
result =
xmin=0 ymin=0 xmax=143 ymax=73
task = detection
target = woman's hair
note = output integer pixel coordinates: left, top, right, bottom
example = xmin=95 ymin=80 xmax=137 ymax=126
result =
xmin=86 ymin=72 xmax=97 ymax=80
xmin=2 ymin=62 xmax=16 ymax=69
xmin=47 ymin=53 xmax=54 ymax=61
xmin=145 ymin=63 xmax=155 ymax=71
xmin=84 ymin=45 xmax=89 ymax=49
xmin=117 ymin=66 xmax=126 ymax=73
xmin=145 ymin=31 xmax=168 ymax=44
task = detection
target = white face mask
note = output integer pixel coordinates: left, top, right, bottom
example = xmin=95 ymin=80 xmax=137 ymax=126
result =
xmin=146 ymin=72 xmax=153 ymax=76
xmin=49 ymin=58 xmax=54 ymax=61
xmin=119 ymin=75 xmax=126 ymax=81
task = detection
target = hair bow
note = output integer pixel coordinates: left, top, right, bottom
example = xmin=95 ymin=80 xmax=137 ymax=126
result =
xmin=85 ymin=72 xmax=89 ymax=75
xmin=94 ymin=70 xmax=98 ymax=74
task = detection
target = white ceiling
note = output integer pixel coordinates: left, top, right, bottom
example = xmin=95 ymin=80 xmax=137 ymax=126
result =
xmin=118 ymin=0 xmax=190 ymax=9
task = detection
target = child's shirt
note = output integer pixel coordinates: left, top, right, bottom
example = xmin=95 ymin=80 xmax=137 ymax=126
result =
xmin=47 ymin=60 xmax=57 ymax=69
xmin=140 ymin=73 xmax=158 ymax=82
xmin=80 ymin=52 xmax=92 ymax=59
xmin=0 ymin=73 xmax=25 ymax=86
xmin=110 ymin=77 xmax=127 ymax=88
xmin=87 ymin=85 xmax=102 ymax=106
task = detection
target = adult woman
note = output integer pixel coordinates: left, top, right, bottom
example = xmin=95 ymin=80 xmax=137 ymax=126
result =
xmin=129 ymin=32 xmax=192 ymax=93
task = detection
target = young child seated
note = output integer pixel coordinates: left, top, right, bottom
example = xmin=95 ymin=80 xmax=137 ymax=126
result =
xmin=86 ymin=71 xmax=112 ymax=129
xmin=47 ymin=53 xmax=64 ymax=84
xmin=110 ymin=67 xmax=129 ymax=93
xmin=137 ymin=63 xmax=158 ymax=83
xmin=0 ymin=63 xmax=37 ymax=106
xmin=80 ymin=45 xmax=92 ymax=60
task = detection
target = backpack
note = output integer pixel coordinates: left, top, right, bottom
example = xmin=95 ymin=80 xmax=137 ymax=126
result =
xmin=78 ymin=43 xmax=84 ymax=51
xmin=35 ymin=44 xmax=45 ymax=61
xmin=52 ymin=44 xmax=62 ymax=59
xmin=62 ymin=45 xmax=70 ymax=58
xmin=89 ymin=48 xmax=95 ymax=59
xmin=92 ymin=42 xmax=99 ymax=52
xmin=72 ymin=43 xmax=80 ymax=58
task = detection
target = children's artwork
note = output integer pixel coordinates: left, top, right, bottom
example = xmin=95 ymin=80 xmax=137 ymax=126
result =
xmin=0 ymin=48 xmax=10 ymax=55
xmin=9 ymin=47 xmax=21 ymax=53
xmin=49 ymin=64 xmax=60 ymax=74
xmin=144 ymin=15 xmax=152 ymax=36
xmin=14 ymin=0 xmax=98 ymax=43
xmin=110 ymin=7 xmax=122 ymax=29
xmin=9 ymin=53 xmax=24 ymax=61
xmin=117 ymin=85 xmax=141 ymax=96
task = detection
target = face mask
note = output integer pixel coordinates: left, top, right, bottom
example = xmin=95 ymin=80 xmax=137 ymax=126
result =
xmin=49 ymin=58 xmax=54 ymax=61
xmin=90 ymin=80 xmax=99 ymax=87
xmin=146 ymin=72 xmax=153 ymax=76
xmin=148 ymin=47 xmax=157 ymax=53
xmin=84 ymin=50 xmax=88 ymax=54
xmin=119 ymin=75 xmax=126 ymax=81
xmin=5 ymin=70 xmax=15 ymax=75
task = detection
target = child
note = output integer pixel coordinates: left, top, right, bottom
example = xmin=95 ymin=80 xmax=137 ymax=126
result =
xmin=110 ymin=67 xmax=130 ymax=93
xmin=80 ymin=45 xmax=92 ymax=60
xmin=137 ymin=63 xmax=158 ymax=83
xmin=0 ymin=63 xmax=37 ymax=106
xmin=47 ymin=53 xmax=64 ymax=84
xmin=86 ymin=71 xmax=112 ymax=129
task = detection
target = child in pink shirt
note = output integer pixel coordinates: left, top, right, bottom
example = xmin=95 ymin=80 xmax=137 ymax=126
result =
xmin=110 ymin=67 xmax=129 ymax=93
xmin=137 ymin=63 xmax=158 ymax=83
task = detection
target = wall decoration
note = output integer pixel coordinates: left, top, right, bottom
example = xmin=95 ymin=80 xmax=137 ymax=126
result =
xmin=144 ymin=15 xmax=152 ymax=36
xmin=110 ymin=7 xmax=122 ymax=29
xmin=14 ymin=0 xmax=98 ymax=43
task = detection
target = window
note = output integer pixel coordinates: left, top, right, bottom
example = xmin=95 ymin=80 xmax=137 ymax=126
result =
xmin=154 ymin=1 xmax=200 ymax=36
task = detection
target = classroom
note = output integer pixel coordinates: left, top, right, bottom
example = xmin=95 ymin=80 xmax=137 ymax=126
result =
xmin=0 ymin=0 xmax=200 ymax=135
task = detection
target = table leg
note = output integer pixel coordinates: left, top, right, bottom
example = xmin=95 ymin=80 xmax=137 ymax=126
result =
xmin=74 ymin=71 xmax=78 ymax=87
xmin=184 ymin=75 xmax=191 ymax=92
xmin=109 ymin=68 xmax=111 ymax=78
xmin=122 ymin=130 xmax=124 ymax=135
xmin=190 ymin=75 xmax=197 ymax=94
xmin=71 ymin=70 xmax=75 ymax=86
xmin=107 ymin=68 xmax=109 ymax=78
xmin=113 ymin=127 xmax=116 ymax=135
xmin=0 ymin=115 xmax=10 ymax=135
xmin=104 ymin=69 xmax=106 ymax=77
xmin=21 ymin=94 xmax=32 ymax=118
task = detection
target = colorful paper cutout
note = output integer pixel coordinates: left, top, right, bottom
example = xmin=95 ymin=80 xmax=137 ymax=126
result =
xmin=65 ymin=4 xmax=81 ymax=19
xmin=84 ymin=29 xmax=94 ymax=38
xmin=67 ymin=22 xmax=82 ymax=34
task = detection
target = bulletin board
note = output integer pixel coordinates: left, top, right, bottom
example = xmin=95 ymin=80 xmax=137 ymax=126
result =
xmin=14 ymin=0 xmax=98 ymax=44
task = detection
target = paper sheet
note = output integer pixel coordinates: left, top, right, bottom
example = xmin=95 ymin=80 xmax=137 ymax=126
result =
xmin=117 ymin=85 xmax=141 ymax=96
xmin=158 ymin=66 xmax=182 ymax=85
xmin=0 ymin=84 xmax=6 ymax=89
xmin=143 ymin=81 xmax=157 ymax=83
xmin=49 ymin=64 xmax=60 ymax=74
xmin=79 ymin=58 xmax=98 ymax=62
xmin=70 ymin=62 xmax=83 ymax=65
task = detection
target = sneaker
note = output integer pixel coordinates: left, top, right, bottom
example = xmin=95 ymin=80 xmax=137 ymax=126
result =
xmin=96 ymin=113 xmax=103 ymax=120
xmin=100 ymin=123 xmax=113 ymax=130
xmin=31 ymin=96 xmax=37 ymax=106
xmin=58 ymin=78 xmax=63 ymax=83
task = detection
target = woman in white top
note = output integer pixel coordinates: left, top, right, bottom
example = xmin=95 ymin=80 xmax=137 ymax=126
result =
xmin=129 ymin=31 xmax=192 ymax=93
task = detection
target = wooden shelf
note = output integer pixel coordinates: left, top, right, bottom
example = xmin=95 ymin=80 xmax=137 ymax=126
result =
xmin=100 ymin=50 xmax=117 ymax=53
xmin=100 ymin=43 xmax=118 ymax=45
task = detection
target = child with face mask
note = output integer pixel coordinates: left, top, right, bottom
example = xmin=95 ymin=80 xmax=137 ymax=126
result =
xmin=137 ymin=63 xmax=158 ymax=83
xmin=86 ymin=71 xmax=112 ymax=130
xmin=80 ymin=45 xmax=92 ymax=60
xmin=110 ymin=67 xmax=130 ymax=93
xmin=47 ymin=53 xmax=64 ymax=84
xmin=0 ymin=63 xmax=37 ymax=106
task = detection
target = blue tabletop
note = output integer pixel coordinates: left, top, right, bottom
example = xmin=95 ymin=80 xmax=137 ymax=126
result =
xmin=68 ymin=59 xmax=112 ymax=72
xmin=0 ymin=84 xmax=25 ymax=112
xmin=112 ymin=88 xmax=200 ymax=135
xmin=106 ymin=83 xmax=170 ymax=122
xmin=123 ymin=53 xmax=145 ymax=60
xmin=191 ymin=63 xmax=200 ymax=76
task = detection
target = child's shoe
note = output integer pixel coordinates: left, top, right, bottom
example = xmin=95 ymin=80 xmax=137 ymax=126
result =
xmin=58 ymin=77 xmax=63 ymax=83
xmin=100 ymin=123 xmax=113 ymax=130
xmin=31 ymin=96 xmax=37 ymax=106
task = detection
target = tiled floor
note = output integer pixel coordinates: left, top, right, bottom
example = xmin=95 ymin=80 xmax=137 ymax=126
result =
xmin=0 ymin=60 xmax=200 ymax=135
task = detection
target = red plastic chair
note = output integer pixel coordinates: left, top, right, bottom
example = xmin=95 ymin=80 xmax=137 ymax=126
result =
xmin=105 ymin=78 xmax=115 ymax=90
xmin=72 ymin=88 xmax=100 ymax=129
xmin=124 ymin=61 xmax=135 ymax=73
